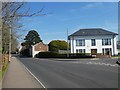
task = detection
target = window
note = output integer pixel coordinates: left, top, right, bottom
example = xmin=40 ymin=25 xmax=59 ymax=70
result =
xmin=76 ymin=39 xmax=85 ymax=46
xmin=102 ymin=38 xmax=111 ymax=45
xmin=91 ymin=39 xmax=96 ymax=46
xmin=76 ymin=49 xmax=85 ymax=53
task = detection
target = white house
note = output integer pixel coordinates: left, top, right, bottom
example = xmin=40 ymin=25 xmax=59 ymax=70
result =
xmin=69 ymin=28 xmax=118 ymax=56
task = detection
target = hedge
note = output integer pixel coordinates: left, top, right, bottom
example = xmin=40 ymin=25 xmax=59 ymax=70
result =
xmin=36 ymin=52 xmax=93 ymax=58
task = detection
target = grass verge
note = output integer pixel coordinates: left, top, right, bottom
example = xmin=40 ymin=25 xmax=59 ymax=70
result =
xmin=0 ymin=63 xmax=8 ymax=81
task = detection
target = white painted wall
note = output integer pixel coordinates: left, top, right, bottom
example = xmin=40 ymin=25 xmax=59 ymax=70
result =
xmin=70 ymin=35 xmax=118 ymax=55
xmin=113 ymin=36 xmax=118 ymax=55
xmin=32 ymin=46 xmax=41 ymax=58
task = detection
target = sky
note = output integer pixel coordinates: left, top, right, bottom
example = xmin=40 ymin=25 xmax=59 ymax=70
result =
xmin=19 ymin=2 xmax=118 ymax=44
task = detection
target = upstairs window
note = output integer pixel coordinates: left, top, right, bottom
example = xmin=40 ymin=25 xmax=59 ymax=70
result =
xmin=91 ymin=39 xmax=96 ymax=46
xmin=102 ymin=38 xmax=111 ymax=45
xmin=76 ymin=39 xmax=85 ymax=46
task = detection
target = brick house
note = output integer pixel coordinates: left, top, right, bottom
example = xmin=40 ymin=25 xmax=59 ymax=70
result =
xmin=31 ymin=42 xmax=48 ymax=58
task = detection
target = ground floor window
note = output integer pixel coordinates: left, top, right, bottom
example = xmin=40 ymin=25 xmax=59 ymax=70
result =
xmin=76 ymin=49 xmax=85 ymax=54
xmin=102 ymin=48 xmax=112 ymax=55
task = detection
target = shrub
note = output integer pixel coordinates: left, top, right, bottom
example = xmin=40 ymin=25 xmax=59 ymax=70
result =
xmin=48 ymin=40 xmax=69 ymax=52
xmin=36 ymin=52 xmax=59 ymax=58
xmin=20 ymin=48 xmax=31 ymax=57
xmin=36 ymin=52 xmax=92 ymax=58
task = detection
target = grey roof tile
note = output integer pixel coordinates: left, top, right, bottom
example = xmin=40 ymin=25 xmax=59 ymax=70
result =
xmin=69 ymin=28 xmax=118 ymax=36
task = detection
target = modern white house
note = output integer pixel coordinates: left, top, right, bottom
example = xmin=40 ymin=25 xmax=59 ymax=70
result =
xmin=68 ymin=28 xmax=118 ymax=56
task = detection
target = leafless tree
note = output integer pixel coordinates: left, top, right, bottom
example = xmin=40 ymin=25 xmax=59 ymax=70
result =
xmin=2 ymin=2 xmax=49 ymax=53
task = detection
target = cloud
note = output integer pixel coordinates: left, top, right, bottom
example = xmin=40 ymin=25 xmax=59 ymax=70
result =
xmin=68 ymin=2 xmax=104 ymax=13
xmin=81 ymin=3 xmax=104 ymax=9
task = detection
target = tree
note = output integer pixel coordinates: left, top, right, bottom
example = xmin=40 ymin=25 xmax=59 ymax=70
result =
xmin=48 ymin=40 xmax=69 ymax=52
xmin=22 ymin=30 xmax=42 ymax=47
xmin=1 ymin=2 xmax=48 ymax=54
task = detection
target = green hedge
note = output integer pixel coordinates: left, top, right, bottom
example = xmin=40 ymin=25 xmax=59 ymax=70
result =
xmin=36 ymin=52 xmax=93 ymax=58
xmin=20 ymin=48 xmax=32 ymax=57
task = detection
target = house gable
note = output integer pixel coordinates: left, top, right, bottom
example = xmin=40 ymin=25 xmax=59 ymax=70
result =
xmin=32 ymin=42 xmax=48 ymax=58
xmin=34 ymin=42 xmax=48 ymax=52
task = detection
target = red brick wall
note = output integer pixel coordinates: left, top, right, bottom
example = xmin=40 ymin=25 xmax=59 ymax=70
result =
xmin=34 ymin=42 xmax=48 ymax=52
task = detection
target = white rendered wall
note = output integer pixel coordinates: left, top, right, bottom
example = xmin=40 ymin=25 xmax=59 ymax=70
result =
xmin=70 ymin=35 xmax=118 ymax=55
xmin=113 ymin=36 xmax=118 ymax=55
xmin=32 ymin=46 xmax=41 ymax=58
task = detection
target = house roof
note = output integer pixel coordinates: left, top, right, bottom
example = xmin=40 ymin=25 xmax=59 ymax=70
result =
xmin=33 ymin=42 xmax=48 ymax=47
xmin=69 ymin=28 xmax=118 ymax=37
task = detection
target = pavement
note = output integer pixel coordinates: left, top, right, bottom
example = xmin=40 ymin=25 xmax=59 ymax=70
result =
xmin=2 ymin=56 xmax=43 ymax=88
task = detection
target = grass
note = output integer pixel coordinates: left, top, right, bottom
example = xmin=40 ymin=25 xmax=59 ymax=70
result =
xmin=0 ymin=62 xmax=8 ymax=81
xmin=112 ymin=55 xmax=120 ymax=58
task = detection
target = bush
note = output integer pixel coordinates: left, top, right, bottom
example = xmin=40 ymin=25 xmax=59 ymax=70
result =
xmin=48 ymin=40 xmax=69 ymax=52
xmin=36 ymin=52 xmax=92 ymax=58
xmin=20 ymin=48 xmax=32 ymax=57
xmin=36 ymin=52 xmax=59 ymax=58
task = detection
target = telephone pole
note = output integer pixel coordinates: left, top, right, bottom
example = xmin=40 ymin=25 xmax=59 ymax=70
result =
xmin=67 ymin=29 xmax=69 ymax=58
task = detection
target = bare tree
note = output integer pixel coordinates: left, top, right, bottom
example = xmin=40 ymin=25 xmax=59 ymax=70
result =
xmin=2 ymin=2 xmax=49 ymax=54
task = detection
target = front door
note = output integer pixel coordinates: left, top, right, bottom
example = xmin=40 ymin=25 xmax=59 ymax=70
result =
xmin=91 ymin=49 xmax=97 ymax=55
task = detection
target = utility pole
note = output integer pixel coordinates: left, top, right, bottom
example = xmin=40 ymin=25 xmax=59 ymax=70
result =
xmin=9 ymin=25 xmax=11 ymax=62
xmin=67 ymin=29 xmax=69 ymax=58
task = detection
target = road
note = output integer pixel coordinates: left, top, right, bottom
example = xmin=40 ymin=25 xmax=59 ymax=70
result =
xmin=18 ymin=57 xmax=118 ymax=88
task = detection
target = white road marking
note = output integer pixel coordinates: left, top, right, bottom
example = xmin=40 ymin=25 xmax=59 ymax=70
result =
xmin=68 ymin=61 xmax=118 ymax=67
xmin=25 ymin=67 xmax=46 ymax=89
xmin=17 ymin=58 xmax=46 ymax=89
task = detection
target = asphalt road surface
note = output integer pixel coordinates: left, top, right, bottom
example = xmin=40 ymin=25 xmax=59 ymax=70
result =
xmin=18 ymin=57 xmax=119 ymax=88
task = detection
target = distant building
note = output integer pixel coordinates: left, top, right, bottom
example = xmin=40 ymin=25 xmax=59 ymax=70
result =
xmin=31 ymin=42 xmax=48 ymax=58
xmin=68 ymin=28 xmax=118 ymax=56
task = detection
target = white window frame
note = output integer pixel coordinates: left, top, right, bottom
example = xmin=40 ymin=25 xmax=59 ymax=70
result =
xmin=102 ymin=38 xmax=111 ymax=45
xmin=76 ymin=39 xmax=85 ymax=46
xmin=91 ymin=39 xmax=96 ymax=46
